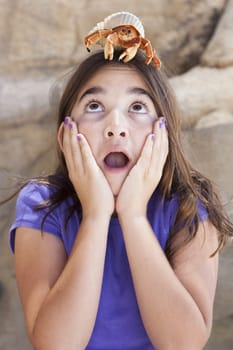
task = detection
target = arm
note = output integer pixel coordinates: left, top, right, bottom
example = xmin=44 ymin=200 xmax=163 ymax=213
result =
xmin=15 ymin=216 xmax=109 ymax=350
xmin=116 ymin=118 xmax=218 ymax=349
xmin=118 ymin=216 xmax=218 ymax=350
xmin=15 ymin=119 xmax=114 ymax=350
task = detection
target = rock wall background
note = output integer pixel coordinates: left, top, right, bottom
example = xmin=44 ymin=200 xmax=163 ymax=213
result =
xmin=0 ymin=0 xmax=233 ymax=349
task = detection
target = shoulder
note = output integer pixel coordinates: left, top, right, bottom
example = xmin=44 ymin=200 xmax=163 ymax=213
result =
xmin=148 ymin=190 xmax=179 ymax=222
xmin=16 ymin=181 xmax=56 ymax=205
xmin=148 ymin=189 xmax=209 ymax=248
xmin=14 ymin=179 xmax=79 ymax=226
xmin=149 ymin=188 xmax=208 ymax=222
xmin=10 ymin=181 xmax=78 ymax=254
xmin=15 ymin=180 xmax=74 ymax=214
xmin=147 ymin=190 xmax=180 ymax=249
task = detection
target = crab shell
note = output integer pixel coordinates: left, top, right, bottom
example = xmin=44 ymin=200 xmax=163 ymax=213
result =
xmin=85 ymin=12 xmax=161 ymax=68
xmin=88 ymin=11 xmax=145 ymax=46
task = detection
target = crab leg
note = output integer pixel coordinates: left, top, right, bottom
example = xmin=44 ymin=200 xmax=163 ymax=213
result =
xmin=151 ymin=49 xmax=161 ymax=68
xmin=85 ymin=29 xmax=112 ymax=51
xmin=140 ymin=38 xmax=161 ymax=68
xmin=104 ymin=32 xmax=119 ymax=60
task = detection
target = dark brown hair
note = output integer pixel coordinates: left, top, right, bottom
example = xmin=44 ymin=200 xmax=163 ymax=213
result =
xmin=3 ymin=50 xmax=233 ymax=260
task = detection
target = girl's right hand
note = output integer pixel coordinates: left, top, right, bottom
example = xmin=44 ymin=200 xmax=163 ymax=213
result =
xmin=59 ymin=117 xmax=114 ymax=219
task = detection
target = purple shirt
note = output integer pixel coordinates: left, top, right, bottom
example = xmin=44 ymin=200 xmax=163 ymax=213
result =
xmin=9 ymin=183 xmax=208 ymax=349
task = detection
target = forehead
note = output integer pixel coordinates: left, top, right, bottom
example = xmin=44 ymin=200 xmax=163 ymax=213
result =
xmin=78 ymin=65 xmax=149 ymax=96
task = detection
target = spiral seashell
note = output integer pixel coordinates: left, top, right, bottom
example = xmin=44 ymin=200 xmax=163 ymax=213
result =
xmin=89 ymin=21 xmax=105 ymax=34
xmin=88 ymin=11 xmax=145 ymax=37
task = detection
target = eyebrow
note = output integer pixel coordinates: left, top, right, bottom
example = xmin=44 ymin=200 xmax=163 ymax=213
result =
xmin=78 ymin=86 xmax=153 ymax=102
xmin=127 ymin=87 xmax=153 ymax=100
xmin=78 ymin=87 xmax=105 ymax=102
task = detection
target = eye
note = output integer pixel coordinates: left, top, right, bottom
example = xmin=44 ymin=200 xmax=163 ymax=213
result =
xmin=129 ymin=101 xmax=148 ymax=114
xmin=121 ymin=28 xmax=127 ymax=33
xmin=127 ymin=29 xmax=131 ymax=34
xmin=85 ymin=100 xmax=104 ymax=113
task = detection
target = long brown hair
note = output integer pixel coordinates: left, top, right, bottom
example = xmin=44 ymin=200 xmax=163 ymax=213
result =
xmin=3 ymin=50 xmax=233 ymax=260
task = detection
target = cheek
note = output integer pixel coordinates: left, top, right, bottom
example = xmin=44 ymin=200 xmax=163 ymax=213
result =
xmin=77 ymin=123 xmax=100 ymax=157
xmin=77 ymin=123 xmax=92 ymax=138
xmin=132 ymin=125 xmax=153 ymax=153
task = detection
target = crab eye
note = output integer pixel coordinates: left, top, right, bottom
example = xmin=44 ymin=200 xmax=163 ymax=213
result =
xmin=121 ymin=28 xmax=127 ymax=33
xmin=127 ymin=29 xmax=131 ymax=34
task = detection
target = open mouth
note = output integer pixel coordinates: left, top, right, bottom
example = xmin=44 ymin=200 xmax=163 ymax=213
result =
xmin=104 ymin=152 xmax=129 ymax=169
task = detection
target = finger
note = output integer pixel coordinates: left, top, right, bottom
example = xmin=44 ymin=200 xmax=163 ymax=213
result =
xmin=151 ymin=117 xmax=168 ymax=170
xmin=158 ymin=117 xmax=169 ymax=162
xmin=76 ymin=133 xmax=99 ymax=173
xmin=136 ymin=133 xmax=154 ymax=169
xmin=63 ymin=117 xmax=83 ymax=174
xmin=62 ymin=118 xmax=74 ymax=169
xmin=62 ymin=117 xmax=70 ymax=151
xmin=69 ymin=119 xmax=82 ymax=163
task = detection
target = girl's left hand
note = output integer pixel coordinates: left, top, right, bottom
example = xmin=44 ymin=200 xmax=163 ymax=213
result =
xmin=116 ymin=117 xmax=169 ymax=218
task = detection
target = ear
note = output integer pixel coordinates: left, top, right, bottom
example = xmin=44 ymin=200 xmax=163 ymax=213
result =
xmin=57 ymin=123 xmax=64 ymax=152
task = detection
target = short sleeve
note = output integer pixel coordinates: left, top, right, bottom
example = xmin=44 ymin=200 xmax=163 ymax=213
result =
xmin=148 ymin=190 xmax=209 ymax=250
xmin=197 ymin=199 xmax=208 ymax=222
xmin=9 ymin=182 xmax=63 ymax=253
xmin=168 ymin=196 xmax=209 ymax=234
xmin=169 ymin=197 xmax=209 ymax=229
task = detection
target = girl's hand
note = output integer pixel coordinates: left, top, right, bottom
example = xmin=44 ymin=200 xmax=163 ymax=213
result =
xmin=60 ymin=117 xmax=115 ymax=218
xmin=116 ymin=117 xmax=168 ymax=219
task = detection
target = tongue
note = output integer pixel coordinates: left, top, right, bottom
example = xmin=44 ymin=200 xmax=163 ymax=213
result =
xmin=104 ymin=152 xmax=128 ymax=168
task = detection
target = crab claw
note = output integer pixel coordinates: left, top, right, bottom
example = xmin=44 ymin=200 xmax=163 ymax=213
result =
xmin=119 ymin=45 xmax=139 ymax=62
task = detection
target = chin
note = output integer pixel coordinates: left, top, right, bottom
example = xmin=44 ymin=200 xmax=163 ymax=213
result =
xmin=104 ymin=171 xmax=127 ymax=196
xmin=109 ymin=178 xmax=125 ymax=196
xmin=111 ymin=184 xmax=122 ymax=196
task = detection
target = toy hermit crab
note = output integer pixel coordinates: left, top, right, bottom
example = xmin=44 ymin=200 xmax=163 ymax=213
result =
xmin=84 ymin=12 xmax=161 ymax=68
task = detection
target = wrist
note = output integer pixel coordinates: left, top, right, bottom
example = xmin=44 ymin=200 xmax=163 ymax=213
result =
xmin=118 ymin=214 xmax=150 ymax=241
xmin=82 ymin=210 xmax=112 ymax=223
xmin=117 ymin=210 xmax=147 ymax=224
xmin=81 ymin=212 xmax=112 ymax=234
xmin=117 ymin=201 xmax=147 ymax=221
xmin=81 ymin=201 xmax=114 ymax=221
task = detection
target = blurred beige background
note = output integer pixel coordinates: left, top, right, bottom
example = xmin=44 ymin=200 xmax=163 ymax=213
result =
xmin=0 ymin=0 xmax=233 ymax=349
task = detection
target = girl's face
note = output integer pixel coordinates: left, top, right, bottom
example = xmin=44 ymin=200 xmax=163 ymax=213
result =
xmin=71 ymin=65 xmax=158 ymax=195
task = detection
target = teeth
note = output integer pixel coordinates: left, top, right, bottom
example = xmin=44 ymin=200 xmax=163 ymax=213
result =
xmin=104 ymin=152 xmax=129 ymax=168
xmin=88 ymin=11 xmax=145 ymax=37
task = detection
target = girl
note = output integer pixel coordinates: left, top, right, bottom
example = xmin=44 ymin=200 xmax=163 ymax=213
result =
xmin=8 ymin=50 xmax=233 ymax=350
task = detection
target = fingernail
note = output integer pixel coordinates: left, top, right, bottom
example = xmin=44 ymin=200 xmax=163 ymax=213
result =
xmin=64 ymin=116 xmax=69 ymax=125
xmin=151 ymin=134 xmax=155 ymax=141
xmin=159 ymin=117 xmax=166 ymax=129
xmin=69 ymin=122 xmax=73 ymax=129
xmin=77 ymin=134 xmax=82 ymax=141
xmin=162 ymin=117 xmax=168 ymax=128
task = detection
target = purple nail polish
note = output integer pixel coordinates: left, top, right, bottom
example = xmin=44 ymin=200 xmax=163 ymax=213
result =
xmin=69 ymin=122 xmax=73 ymax=129
xmin=151 ymin=134 xmax=155 ymax=141
xmin=159 ymin=117 xmax=166 ymax=128
xmin=77 ymin=134 xmax=82 ymax=141
xmin=64 ymin=116 xmax=69 ymax=125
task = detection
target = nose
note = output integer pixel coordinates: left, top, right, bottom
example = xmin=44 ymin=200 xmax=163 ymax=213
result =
xmin=104 ymin=110 xmax=128 ymax=139
xmin=105 ymin=128 xmax=127 ymax=138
